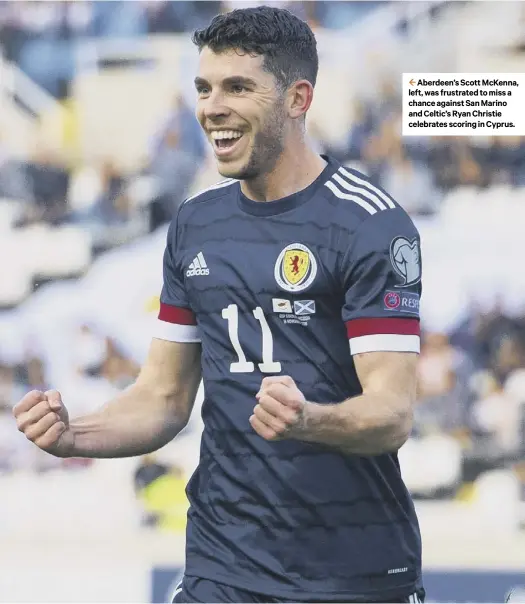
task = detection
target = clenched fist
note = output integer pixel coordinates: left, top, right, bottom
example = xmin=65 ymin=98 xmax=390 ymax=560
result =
xmin=250 ymin=376 xmax=308 ymax=441
xmin=13 ymin=390 xmax=73 ymax=457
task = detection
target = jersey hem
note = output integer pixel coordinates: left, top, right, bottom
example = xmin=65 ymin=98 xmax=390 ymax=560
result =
xmin=184 ymin=568 xmax=422 ymax=601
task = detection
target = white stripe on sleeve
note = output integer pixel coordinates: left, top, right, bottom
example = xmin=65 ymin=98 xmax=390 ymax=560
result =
xmin=339 ymin=166 xmax=396 ymax=209
xmin=349 ymin=334 xmax=420 ymax=355
xmin=153 ymin=320 xmax=201 ymax=343
xmin=324 ymin=181 xmax=377 ymax=215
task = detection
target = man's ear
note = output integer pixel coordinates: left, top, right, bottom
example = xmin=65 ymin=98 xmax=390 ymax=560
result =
xmin=287 ymin=80 xmax=314 ymax=119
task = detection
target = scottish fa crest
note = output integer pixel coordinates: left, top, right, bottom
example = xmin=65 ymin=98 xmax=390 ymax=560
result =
xmin=274 ymin=243 xmax=317 ymax=293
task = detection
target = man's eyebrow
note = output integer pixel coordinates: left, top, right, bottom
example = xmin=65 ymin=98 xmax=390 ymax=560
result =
xmin=194 ymin=76 xmax=257 ymax=88
xmin=194 ymin=77 xmax=208 ymax=88
xmin=223 ymin=76 xmax=257 ymax=87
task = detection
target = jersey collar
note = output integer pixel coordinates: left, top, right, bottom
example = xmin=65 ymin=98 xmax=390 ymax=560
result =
xmin=237 ymin=155 xmax=339 ymax=217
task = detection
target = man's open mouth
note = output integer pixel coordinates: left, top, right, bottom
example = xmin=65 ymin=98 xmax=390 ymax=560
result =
xmin=211 ymin=130 xmax=244 ymax=151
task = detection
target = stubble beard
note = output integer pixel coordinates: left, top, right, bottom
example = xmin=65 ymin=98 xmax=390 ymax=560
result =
xmin=219 ymin=99 xmax=287 ymax=182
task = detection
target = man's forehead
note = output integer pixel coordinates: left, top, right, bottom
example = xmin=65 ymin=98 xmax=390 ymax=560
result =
xmin=197 ymin=47 xmax=267 ymax=81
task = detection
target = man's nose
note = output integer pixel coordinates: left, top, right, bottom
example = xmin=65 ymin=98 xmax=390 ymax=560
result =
xmin=202 ymin=90 xmax=231 ymax=121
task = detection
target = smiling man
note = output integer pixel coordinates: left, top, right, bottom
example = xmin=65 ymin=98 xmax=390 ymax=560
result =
xmin=13 ymin=6 xmax=425 ymax=604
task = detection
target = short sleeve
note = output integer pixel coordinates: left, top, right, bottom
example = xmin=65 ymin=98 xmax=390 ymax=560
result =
xmin=341 ymin=208 xmax=422 ymax=355
xmin=154 ymin=217 xmax=200 ymax=343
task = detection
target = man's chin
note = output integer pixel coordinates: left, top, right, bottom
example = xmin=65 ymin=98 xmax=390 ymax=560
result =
xmin=215 ymin=158 xmax=246 ymax=180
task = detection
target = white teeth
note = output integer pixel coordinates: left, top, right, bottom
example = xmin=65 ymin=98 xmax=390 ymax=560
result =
xmin=210 ymin=130 xmax=243 ymax=140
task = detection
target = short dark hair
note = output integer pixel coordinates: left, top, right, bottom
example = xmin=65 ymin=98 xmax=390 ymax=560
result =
xmin=192 ymin=5 xmax=318 ymax=90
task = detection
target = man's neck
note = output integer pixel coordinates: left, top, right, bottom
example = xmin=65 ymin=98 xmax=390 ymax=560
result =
xmin=240 ymin=144 xmax=327 ymax=202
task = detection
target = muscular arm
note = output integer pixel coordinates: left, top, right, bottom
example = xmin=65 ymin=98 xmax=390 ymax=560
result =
xmin=67 ymin=338 xmax=202 ymax=458
xmin=253 ymin=352 xmax=417 ymax=455
xmin=302 ymin=352 xmax=417 ymax=455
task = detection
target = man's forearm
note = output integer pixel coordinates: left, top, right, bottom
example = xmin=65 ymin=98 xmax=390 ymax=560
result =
xmin=298 ymin=393 xmax=413 ymax=456
xmin=67 ymin=383 xmax=187 ymax=458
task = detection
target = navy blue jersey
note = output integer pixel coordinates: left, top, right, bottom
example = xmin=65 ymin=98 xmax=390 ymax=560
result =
xmin=156 ymin=156 xmax=423 ymax=601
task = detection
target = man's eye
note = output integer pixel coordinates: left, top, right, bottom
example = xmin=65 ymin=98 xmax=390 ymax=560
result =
xmin=231 ymin=85 xmax=246 ymax=94
xmin=197 ymin=87 xmax=210 ymax=95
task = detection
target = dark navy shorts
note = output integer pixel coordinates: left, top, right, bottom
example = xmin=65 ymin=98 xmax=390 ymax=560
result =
xmin=172 ymin=575 xmax=425 ymax=603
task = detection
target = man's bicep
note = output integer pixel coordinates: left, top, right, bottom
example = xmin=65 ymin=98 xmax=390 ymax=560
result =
xmin=136 ymin=338 xmax=202 ymax=422
xmin=142 ymin=214 xmax=202 ymax=424
xmin=353 ymin=351 xmax=418 ymax=402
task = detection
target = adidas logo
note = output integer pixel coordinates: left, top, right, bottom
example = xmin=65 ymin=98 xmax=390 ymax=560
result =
xmin=186 ymin=252 xmax=209 ymax=277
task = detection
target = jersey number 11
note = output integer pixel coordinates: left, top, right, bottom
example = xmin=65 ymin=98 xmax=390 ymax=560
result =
xmin=222 ymin=304 xmax=282 ymax=373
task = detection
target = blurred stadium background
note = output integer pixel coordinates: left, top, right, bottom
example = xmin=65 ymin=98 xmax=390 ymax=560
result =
xmin=1 ymin=1 xmax=525 ymax=602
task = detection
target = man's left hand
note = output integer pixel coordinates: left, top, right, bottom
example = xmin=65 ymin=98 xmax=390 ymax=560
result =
xmin=250 ymin=376 xmax=309 ymax=441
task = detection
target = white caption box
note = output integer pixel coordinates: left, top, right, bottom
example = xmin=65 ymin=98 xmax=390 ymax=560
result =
xmin=402 ymin=73 xmax=525 ymax=136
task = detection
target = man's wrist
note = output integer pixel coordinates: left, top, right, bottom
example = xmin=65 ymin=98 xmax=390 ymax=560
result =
xmin=60 ymin=421 xmax=93 ymax=458
xmin=47 ymin=430 xmax=76 ymax=458
xmin=293 ymin=400 xmax=327 ymax=441
xmin=294 ymin=399 xmax=358 ymax=449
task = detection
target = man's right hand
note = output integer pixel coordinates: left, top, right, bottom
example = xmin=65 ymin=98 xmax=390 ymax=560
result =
xmin=13 ymin=390 xmax=74 ymax=457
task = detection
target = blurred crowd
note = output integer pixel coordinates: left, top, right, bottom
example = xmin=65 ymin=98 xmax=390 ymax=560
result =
xmin=0 ymin=90 xmax=205 ymax=248
xmin=0 ymin=0 xmax=524 ymax=529
xmin=416 ymin=305 xmax=525 ymax=491
xmin=0 ymin=0 xmax=385 ymax=98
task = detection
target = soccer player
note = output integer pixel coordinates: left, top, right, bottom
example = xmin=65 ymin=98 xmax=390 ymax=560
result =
xmin=14 ymin=6 xmax=425 ymax=603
